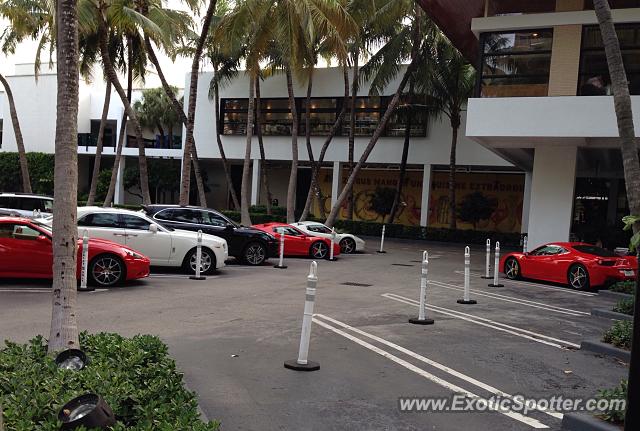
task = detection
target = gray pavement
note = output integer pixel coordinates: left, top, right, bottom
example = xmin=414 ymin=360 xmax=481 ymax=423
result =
xmin=0 ymin=238 xmax=629 ymax=430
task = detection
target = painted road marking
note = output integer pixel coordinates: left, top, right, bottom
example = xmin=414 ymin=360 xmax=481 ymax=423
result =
xmin=0 ymin=288 xmax=50 ymax=293
xmin=313 ymin=314 xmax=552 ymax=428
xmin=382 ymin=293 xmax=580 ymax=350
xmin=454 ymin=271 xmax=597 ymax=297
xmin=429 ymin=280 xmax=589 ymax=317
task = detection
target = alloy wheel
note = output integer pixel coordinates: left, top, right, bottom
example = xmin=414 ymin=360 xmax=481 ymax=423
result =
xmin=340 ymin=238 xmax=356 ymax=254
xmin=569 ymin=266 xmax=587 ymax=289
xmin=92 ymin=257 xmax=122 ymax=287
xmin=245 ymin=243 xmax=266 ymax=265
xmin=505 ymin=259 xmax=519 ymax=279
xmin=311 ymin=242 xmax=328 ymax=259
xmin=190 ymin=250 xmax=213 ymax=273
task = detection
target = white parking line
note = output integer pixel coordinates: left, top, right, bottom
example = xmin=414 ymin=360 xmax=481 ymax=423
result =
xmin=453 ymin=271 xmax=597 ymax=297
xmin=429 ymin=280 xmax=589 ymax=317
xmin=313 ymin=314 xmax=552 ymax=428
xmin=0 ymin=288 xmax=50 ymax=293
xmin=382 ymin=293 xmax=580 ymax=350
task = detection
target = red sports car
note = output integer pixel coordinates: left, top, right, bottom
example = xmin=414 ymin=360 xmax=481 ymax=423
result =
xmin=501 ymin=242 xmax=637 ymax=290
xmin=252 ymin=222 xmax=341 ymax=259
xmin=0 ymin=217 xmax=150 ymax=287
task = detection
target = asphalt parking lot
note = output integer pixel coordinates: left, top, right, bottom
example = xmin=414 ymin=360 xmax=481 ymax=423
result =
xmin=0 ymin=238 xmax=629 ymax=431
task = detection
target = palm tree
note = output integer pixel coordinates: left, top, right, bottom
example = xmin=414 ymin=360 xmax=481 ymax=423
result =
xmin=179 ymin=0 xmax=218 ymax=206
xmin=592 ymin=2 xmax=640 ymax=429
xmin=418 ymin=38 xmax=475 ymax=229
xmin=86 ymin=81 xmax=111 ymax=205
xmin=254 ymin=74 xmax=274 ymax=213
xmin=48 ymin=0 xmax=80 ymax=353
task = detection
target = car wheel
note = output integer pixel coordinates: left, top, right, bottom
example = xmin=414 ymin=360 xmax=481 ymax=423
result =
xmin=89 ymin=254 xmax=125 ymax=287
xmin=184 ymin=247 xmax=217 ymax=275
xmin=243 ymin=242 xmax=267 ymax=266
xmin=568 ymin=264 xmax=590 ymax=290
xmin=310 ymin=241 xmax=329 ymax=259
xmin=504 ymin=257 xmax=520 ymax=280
xmin=340 ymin=237 xmax=356 ymax=254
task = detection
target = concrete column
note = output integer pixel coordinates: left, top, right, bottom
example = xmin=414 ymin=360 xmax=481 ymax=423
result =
xmin=420 ymin=164 xmax=432 ymax=227
xmin=527 ymin=146 xmax=577 ymax=249
xmin=331 ymin=162 xmax=342 ymax=208
xmin=251 ymin=160 xmax=260 ymax=206
xmin=521 ymin=171 xmax=533 ymax=234
xmin=114 ymin=156 xmax=126 ymax=205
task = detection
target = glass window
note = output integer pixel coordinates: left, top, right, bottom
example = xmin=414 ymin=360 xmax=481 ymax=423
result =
xmin=479 ymin=30 xmax=553 ymax=98
xmin=160 ymin=208 xmax=199 ymax=223
xmin=12 ymin=224 xmax=42 ymax=240
xmin=120 ymin=214 xmax=152 ymax=230
xmin=307 ymin=224 xmax=332 ymax=234
xmin=300 ymin=98 xmax=338 ymax=136
xmin=273 ymin=226 xmax=303 ymax=236
xmin=203 ymin=212 xmax=228 ymax=227
xmin=486 ymin=0 xmax=556 ymax=16
xmin=530 ymin=245 xmax=565 ymax=256
xmin=572 ymin=245 xmax=617 ymax=257
xmin=579 ymin=25 xmax=640 ymax=95
xmin=342 ymin=97 xmax=383 ymax=136
xmin=386 ymin=97 xmax=428 ymax=137
xmin=0 ymin=197 xmax=19 ymax=209
xmin=0 ymin=223 xmax=14 ymax=238
xmin=221 ymin=99 xmax=249 ymax=135
xmin=79 ymin=213 xmax=120 ymax=228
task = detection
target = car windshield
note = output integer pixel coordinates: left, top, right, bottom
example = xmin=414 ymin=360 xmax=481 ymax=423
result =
xmin=34 ymin=221 xmax=52 ymax=235
xmin=572 ymin=245 xmax=617 ymax=257
xmin=216 ymin=212 xmax=239 ymax=228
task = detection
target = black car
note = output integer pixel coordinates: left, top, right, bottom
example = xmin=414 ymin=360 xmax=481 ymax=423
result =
xmin=143 ymin=205 xmax=278 ymax=265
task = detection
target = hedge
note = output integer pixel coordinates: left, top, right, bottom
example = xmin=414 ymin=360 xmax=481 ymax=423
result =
xmin=596 ymin=380 xmax=627 ymax=424
xmin=0 ymin=333 xmax=219 ymax=430
xmin=612 ymin=298 xmax=634 ymax=316
xmin=602 ymin=320 xmax=632 ymax=350
xmin=610 ymin=281 xmax=636 ymax=296
xmin=0 ymin=152 xmax=55 ymax=195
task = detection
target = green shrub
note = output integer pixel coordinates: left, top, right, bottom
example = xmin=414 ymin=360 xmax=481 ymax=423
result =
xmin=0 ymin=333 xmax=219 ymax=430
xmin=610 ymin=281 xmax=636 ymax=295
xmin=613 ymin=298 xmax=634 ymax=316
xmin=0 ymin=152 xmax=55 ymax=195
xmin=596 ymin=380 xmax=627 ymax=424
xmin=602 ymin=320 xmax=632 ymax=350
xmin=249 ymin=205 xmax=286 ymax=216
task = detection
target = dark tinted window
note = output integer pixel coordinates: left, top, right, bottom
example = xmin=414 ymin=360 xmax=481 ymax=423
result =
xmin=307 ymin=225 xmax=332 ymax=234
xmin=120 ymin=214 xmax=152 ymax=230
xmin=273 ymin=226 xmax=303 ymax=236
xmin=17 ymin=198 xmax=53 ymax=212
xmin=202 ymin=212 xmax=228 ymax=227
xmin=572 ymin=245 xmax=617 ymax=257
xmin=0 ymin=197 xmax=19 ymax=208
xmin=530 ymin=245 xmax=566 ymax=256
xmin=79 ymin=213 xmax=120 ymax=227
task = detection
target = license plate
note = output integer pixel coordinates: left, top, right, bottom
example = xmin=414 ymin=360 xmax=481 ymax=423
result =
xmin=623 ymin=270 xmax=635 ymax=277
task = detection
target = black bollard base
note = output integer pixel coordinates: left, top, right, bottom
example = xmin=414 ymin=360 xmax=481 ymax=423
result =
xmin=284 ymin=359 xmax=320 ymax=371
xmin=409 ymin=317 xmax=435 ymax=325
xmin=457 ymin=299 xmax=477 ymax=304
xmin=189 ymin=276 xmax=206 ymax=280
xmin=327 ymin=257 xmax=338 ymax=261
xmin=488 ymin=283 xmax=504 ymax=287
xmin=376 ymin=250 xmax=387 ymax=254
xmin=274 ymin=264 xmax=288 ymax=269
xmin=480 ymin=276 xmax=492 ymax=279
xmin=77 ymin=286 xmax=95 ymax=292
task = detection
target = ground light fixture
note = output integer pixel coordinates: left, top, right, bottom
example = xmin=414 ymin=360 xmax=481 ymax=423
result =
xmin=58 ymin=393 xmax=116 ymax=430
xmin=54 ymin=349 xmax=88 ymax=371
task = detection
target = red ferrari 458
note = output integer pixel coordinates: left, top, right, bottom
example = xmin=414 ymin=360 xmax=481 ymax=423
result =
xmin=252 ymin=222 xmax=341 ymax=259
xmin=501 ymin=242 xmax=637 ymax=290
xmin=0 ymin=217 xmax=150 ymax=287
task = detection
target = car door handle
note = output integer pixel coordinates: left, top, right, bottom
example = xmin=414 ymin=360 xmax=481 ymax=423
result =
xmin=113 ymin=233 xmax=126 ymax=237
xmin=127 ymin=234 xmax=138 ymax=237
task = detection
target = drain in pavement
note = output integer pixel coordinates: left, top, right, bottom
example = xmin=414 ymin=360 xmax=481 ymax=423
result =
xmin=341 ymin=282 xmax=373 ymax=287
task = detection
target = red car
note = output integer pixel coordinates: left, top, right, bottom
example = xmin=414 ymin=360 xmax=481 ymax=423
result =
xmin=252 ymin=222 xmax=341 ymax=259
xmin=0 ymin=217 xmax=150 ymax=287
xmin=501 ymin=242 xmax=637 ymax=290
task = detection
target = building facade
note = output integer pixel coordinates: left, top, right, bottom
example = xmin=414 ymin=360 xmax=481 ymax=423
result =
xmin=419 ymin=0 xmax=638 ymax=248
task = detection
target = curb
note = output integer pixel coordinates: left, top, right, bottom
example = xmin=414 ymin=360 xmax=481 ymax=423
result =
xmin=598 ymin=290 xmax=633 ymax=301
xmin=561 ymin=412 xmax=622 ymax=431
xmin=580 ymin=340 xmax=630 ymax=362
xmin=591 ymin=308 xmax=633 ymax=322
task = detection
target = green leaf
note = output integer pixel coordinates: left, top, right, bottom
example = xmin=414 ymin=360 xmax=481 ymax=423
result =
xmin=622 ymin=214 xmax=640 ymax=231
xmin=630 ymin=231 xmax=640 ymax=252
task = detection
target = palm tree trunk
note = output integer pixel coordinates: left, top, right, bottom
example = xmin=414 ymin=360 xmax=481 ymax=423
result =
xmin=255 ymin=75 xmax=273 ymax=214
xmin=48 ymin=0 xmax=80 ymax=354
xmin=103 ymin=45 xmax=134 ymax=207
xmin=388 ymin=79 xmax=415 ymax=224
xmin=213 ymin=76 xmax=240 ymax=210
xmin=144 ymin=37 xmax=207 ymax=202
xmin=593 ymin=3 xmax=640 ymax=430
xmin=346 ymin=50 xmax=359 ymax=220
xmin=179 ymin=0 xmax=217 ymax=206
xmin=299 ymin=65 xmax=350 ymax=221
xmin=240 ymin=76 xmax=255 ymax=226
xmin=0 ymin=72 xmax=32 ymax=193
xmin=0 ymin=403 xmax=4 ymax=431
xmin=285 ymin=66 xmax=299 ymax=223
xmin=326 ymin=56 xmax=419 ymax=228
xmin=87 ymin=81 xmax=111 ymax=205
xmin=448 ymin=114 xmax=460 ymax=229
xmin=97 ymin=27 xmax=151 ymax=205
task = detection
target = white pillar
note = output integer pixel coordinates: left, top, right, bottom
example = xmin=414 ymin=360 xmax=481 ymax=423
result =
xmin=420 ymin=164 xmax=432 ymax=227
xmin=527 ymin=146 xmax=577 ymax=249
xmin=521 ymin=171 xmax=533 ymax=234
xmin=114 ymin=156 xmax=126 ymax=205
xmin=251 ymin=159 xmax=260 ymax=206
xmin=331 ymin=162 xmax=342 ymax=208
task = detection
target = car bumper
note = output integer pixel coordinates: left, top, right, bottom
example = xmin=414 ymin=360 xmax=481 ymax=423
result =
xmin=267 ymin=240 xmax=279 ymax=258
xmin=354 ymin=238 xmax=366 ymax=251
xmin=125 ymin=257 xmax=151 ymax=280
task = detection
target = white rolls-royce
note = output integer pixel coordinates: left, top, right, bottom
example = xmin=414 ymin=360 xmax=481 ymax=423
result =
xmin=291 ymin=221 xmax=365 ymax=254
xmin=65 ymin=207 xmax=228 ymax=274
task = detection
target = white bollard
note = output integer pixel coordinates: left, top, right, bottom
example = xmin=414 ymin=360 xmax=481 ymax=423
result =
xmin=523 ymin=236 xmax=528 ymax=253
xmin=78 ymin=230 xmax=94 ymax=292
xmin=409 ymin=251 xmax=435 ymax=325
xmin=274 ymin=230 xmax=287 ymax=269
xmin=328 ymin=228 xmax=338 ymax=261
xmin=458 ymin=246 xmax=477 ymax=304
xmin=377 ymin=225 xmax=387 ymax=254
xmin=488 ymin=241 xmax=504 ymax=287
xmin=189 ymin=230 xmax=206 ymax=280
xmin=284 ymin=261 xmax=320 ymax=371
xmin=481 ymin=239 xmax=492 ymax=279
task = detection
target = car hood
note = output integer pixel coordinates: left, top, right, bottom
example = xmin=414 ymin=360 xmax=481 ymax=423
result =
xmin=79 ymin=238 xmax=142 ymax=254
xmin=171 ymin=228 xmax=227 ymax=247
